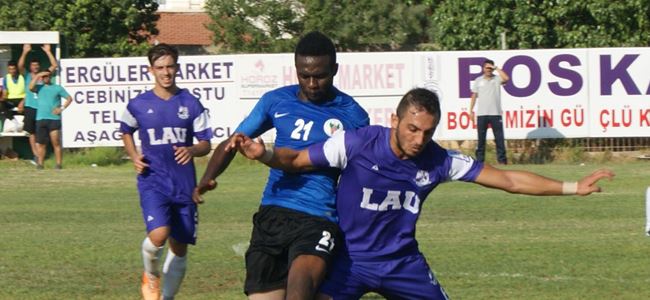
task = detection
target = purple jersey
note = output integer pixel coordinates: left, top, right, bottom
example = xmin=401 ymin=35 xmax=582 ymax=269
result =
xmin=119 ymin=89 xmax=212 ymax=202
xmin=308 ymin=125 xmax=483 ymax=260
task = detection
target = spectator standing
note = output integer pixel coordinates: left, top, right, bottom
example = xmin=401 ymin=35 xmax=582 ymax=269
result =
xmin=469 ymin=59 xmax=510 ymax=164
xmin=29 ymin=70 xmax=71 ymax=169
xmin=18 ymin=44 xmax=58 ymax=164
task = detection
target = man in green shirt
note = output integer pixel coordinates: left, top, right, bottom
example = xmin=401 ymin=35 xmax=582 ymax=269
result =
xmin=29 ymin=70 xmax=71 ymax=170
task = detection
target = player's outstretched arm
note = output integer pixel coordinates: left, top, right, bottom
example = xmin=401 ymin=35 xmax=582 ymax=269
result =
xmin=474 ymin=164 xmax=614 ymax=196
xmin=226 ymin=133 xmax=315 ymax=172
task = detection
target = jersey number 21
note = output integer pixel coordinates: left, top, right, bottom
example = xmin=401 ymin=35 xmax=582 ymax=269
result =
xmin=291 ymin=119 xmax=313 ymax=141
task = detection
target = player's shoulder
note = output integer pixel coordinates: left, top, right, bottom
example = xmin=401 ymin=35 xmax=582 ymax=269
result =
xmin=261 ymin=85 xmax=299 ymax=102
xmin=347 ymin=125 xmax=385 ymax=142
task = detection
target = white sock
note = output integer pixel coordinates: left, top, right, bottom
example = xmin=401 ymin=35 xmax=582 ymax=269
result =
xmin=162 ymin=250 xmax=187 ymax=299
xmin=646 ymin=187 xmax=650 ymax=236
xmin=142 ymin=237 xmax=164 ymax=276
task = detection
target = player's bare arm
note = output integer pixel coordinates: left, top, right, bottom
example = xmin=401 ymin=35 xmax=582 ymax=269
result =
xmin=122 ymin=133 xmax=149 ymax=174
xmin=226 ymin=133 xmax=315 ymax=172
xmin=192 ymin=138 xmax=239 ymax=204
xmin=474 ymin=164 xmax=615 ymax=196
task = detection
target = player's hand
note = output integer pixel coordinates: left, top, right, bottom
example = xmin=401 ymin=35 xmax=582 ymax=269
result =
xmin=470 ymin=111 xmax=476 ymax=122
xmin=131 ymin=154 xmax=149 ymax=174
xmin=173 ymin=145 xmax=193 ymax=165
xmin=52 ymin=107 xmax=62 ymax=115
xmin=225 ymin=133 xmax=266 ymax=160
xmin=576 ymin=169 xmax=615 ymax=195
xmin=42 ymin=44 xmax=51 ymax=52
xmin=23 ymin=44 xmax=31 ymax=52
xmin=192 ymin=179 xmax=217 ymax=204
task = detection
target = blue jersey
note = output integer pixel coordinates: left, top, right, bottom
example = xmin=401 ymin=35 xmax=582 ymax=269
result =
xmin=308 ymin=126 xmax=483 ymax=259
xmin=119 ymin=89 xmax=212 ymax=203
xmin=236 ymin=85 xmax=369 ymax=221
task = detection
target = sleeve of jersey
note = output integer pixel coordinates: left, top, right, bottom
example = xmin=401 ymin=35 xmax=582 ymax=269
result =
xmin=307 ymin=130 xmax=348 ymax=169
xmin=118 ymin=106 xmax=138 ymax=134
xmin=445 ymin=150 xmax=484 ymax=182
xmin=234 ymin=95 xmax=274 ymax=138
xmin=193 ymin=109 xmax=213 ymax=141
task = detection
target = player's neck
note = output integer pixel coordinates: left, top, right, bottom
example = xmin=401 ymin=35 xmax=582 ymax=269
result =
xmin=389 ymin=129 xmax=409 ymax=160
xmin=153 ymin=85 xmax=179 ymax=100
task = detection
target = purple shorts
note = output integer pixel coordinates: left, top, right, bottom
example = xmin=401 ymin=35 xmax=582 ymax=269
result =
xmin=319 ymin=253 xmax=449 ymax=299
xmin=139 ymin=188 xmax=198 ymax=245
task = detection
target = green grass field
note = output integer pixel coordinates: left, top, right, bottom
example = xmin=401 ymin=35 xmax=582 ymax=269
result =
xmin=1 ymin=157 xmax=648 ymax=299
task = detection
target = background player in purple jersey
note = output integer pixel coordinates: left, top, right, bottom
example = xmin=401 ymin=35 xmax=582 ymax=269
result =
xmin=227 ymin=88 xmax=614 ymax=299
xmin=119 ymin=44 xmax=212 ymax=300
xmin=193 ymin=31 xmax=369 ymax=299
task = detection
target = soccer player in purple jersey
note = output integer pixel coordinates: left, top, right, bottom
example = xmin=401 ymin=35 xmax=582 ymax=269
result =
xmin=193 ymin=31 xmax=369 ymax=299
xmin=227 ymin=88 xmax=614 ymax=299
xmin=119 ymin=44 xmax=212 ymax=300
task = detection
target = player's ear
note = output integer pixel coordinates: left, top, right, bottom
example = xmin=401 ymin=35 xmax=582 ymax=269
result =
xmin=391 ymin=113 xmax=399 ymax=129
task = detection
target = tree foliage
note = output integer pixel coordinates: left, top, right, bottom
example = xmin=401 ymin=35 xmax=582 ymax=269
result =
xmin=430 ymin=0 xmax=650 ymax=50
xmin=205 ymin=0 xmax=431 ymax=53
xmin=0 ymin=0 xmax=159 ymax=58
xmin=206 ymin=0 xmax=650 ymax=53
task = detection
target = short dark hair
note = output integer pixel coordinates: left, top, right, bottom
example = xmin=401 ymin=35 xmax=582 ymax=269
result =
xmin=294 ymin=31 xmax=336 ymax=65
xmin=7 ymin=61 xmax=17 ymax=67
xmin=147 ymin=43 xmax=179 ymax=65
xmin=29 ymin=58 xmax=40 ymax=64
xmin=396 ymin=88 xmax=441 ymax=120
xmin=483 ymin=59 xmax=495 ymax=67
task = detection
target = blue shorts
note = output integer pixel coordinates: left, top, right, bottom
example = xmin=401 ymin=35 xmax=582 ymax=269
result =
xmin=139 ymin=188 xmax=198 ymax=245
xmin=319 ymin=253 xmax=449 ymax=300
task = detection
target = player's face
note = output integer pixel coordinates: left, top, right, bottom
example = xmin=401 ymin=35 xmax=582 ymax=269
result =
xmin=30 ymin=62 xmax=40 ymax=74
xmin=295 ymin=55 xmax=338 ymax=103
xmin=391 ymin=106 xmax=438 ymax=159
xmin=7 ymin=65 xmax=17 ymax=76
xmin=42 ymin=73 xmax=51 ymax=84
xmin=150 ymin=55 xmax=178 ymax=89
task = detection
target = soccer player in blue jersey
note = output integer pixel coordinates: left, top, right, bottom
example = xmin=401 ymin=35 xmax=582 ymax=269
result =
xmin=227 ymin=88 xmax=615 ymax=299
xmin=119 ymin=44 xmax=212 ymax=300
xmin=193 ymin=31 xmax=369 ymax=299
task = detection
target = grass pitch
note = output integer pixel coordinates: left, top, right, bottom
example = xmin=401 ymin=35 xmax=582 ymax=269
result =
xmin=0 ymin=157 xmax=648 ymax=299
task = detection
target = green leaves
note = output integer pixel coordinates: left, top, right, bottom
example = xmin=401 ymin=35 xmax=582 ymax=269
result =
xmin=0 ymin=0 xmax=158 ymax=58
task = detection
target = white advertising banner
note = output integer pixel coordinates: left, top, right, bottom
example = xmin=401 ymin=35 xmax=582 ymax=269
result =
xmin=59 ymin=47 xmax=650 ymax=148
xmin=587 ymin=48 xmax=650 ymax=137
xmin=434 ymin=49 xmax=590 ymax=140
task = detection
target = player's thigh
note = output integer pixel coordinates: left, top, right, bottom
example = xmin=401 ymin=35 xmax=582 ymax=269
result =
xmin=380 ymin=255 xmax=449 ymax=300
xmin=244 ymin=206 xmax=295 ymax=295
xmin=318 ymin=258 xmax=368 ymax=300
xmin=138 ymin=188 xmax=173 ymax=234
xmin=169 ymin=202 xmax=198 ymax=245
xmin=287 ymin=211 xmax=340 ymax=268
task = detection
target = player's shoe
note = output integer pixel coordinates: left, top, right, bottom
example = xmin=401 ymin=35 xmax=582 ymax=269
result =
xmin=141 ymin=272 xmax=161 ymax=300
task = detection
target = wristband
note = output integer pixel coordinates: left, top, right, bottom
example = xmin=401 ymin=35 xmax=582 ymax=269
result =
xmin=260 ymin=148 xmax=274 ymax=163
xmin=562 ymin=182 xmax=578 ymax=195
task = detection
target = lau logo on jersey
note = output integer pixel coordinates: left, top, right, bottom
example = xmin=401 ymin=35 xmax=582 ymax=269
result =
xmin=360 ymin=188 xmax=421 ymax=214
xmin=147 ymin=127 xmax=188 ymax=145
